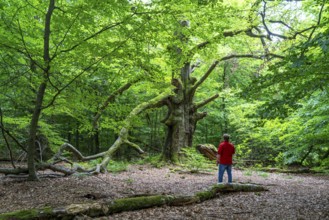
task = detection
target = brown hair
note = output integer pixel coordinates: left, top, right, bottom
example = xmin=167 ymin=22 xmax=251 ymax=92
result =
xmin=223 ymin=134 xmax=230 ymax=141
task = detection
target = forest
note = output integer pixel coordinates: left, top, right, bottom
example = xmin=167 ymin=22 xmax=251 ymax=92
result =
xmin=0 ymin=0 xmax=328 ymax=219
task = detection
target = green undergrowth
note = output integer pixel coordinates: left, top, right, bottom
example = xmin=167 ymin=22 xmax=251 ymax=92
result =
xmin=179 ymin=147 xmax=215 ymax=172
xmin=75 ymin=158 xmax=129 ymax=173
xmin=134 ymin=154 xmax=166 ymax=168
xmin=107 ymin=160 xmax=129 ymax=173
xmin=132 ymin=148 xmax=216 ymax=172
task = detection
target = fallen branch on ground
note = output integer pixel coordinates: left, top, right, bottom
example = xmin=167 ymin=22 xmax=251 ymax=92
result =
xmin=0 ymin=183 xmax=268 ymax=220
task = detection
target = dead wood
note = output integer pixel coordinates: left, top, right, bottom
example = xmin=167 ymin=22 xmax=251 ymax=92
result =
xmin=257 ymin=167 xmax=317 ymax=174
xmin=196 ymin=144 xmax=217 ymax=160
xmin=0 ymin=183 xmax=267 ymax=219
xmin=0 ymin=92 xmax=172 ymax=178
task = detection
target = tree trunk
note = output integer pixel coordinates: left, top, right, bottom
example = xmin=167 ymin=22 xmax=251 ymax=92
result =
xmin=160 ymin=19 xmax=220 ymax=163
xmin=27 ymin=0 xmax=55 ymax=181
xmin=94 ymin=129 xmax=100 ymax=154
xmin=27 ymin=82 xmax=47 ymax=181
xmin=0 ymin=183 xmax=267 ymax=220
xmin=161 ymin=79 xmax=191 ymax=163
xmin=161 ymin=70 xmax=218 ymax=163
xmin=221 ymin=62 xmax=229 ymax=134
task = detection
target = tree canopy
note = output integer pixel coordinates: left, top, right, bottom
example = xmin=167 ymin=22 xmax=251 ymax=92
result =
xmin=0 ymin=0 xmax=328 ymax=179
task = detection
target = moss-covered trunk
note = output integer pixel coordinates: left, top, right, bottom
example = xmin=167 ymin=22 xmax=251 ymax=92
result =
xmin=161 ymin=77 xmax=194 ymax=163
xmin=0 ymin=183 xmax=267 ymax=220
xmin=160 ymin=19 xmax=220 ymax=163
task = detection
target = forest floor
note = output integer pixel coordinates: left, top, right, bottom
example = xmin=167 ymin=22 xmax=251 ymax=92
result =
xmin=0 ymin=164 xmax=328 ymax=220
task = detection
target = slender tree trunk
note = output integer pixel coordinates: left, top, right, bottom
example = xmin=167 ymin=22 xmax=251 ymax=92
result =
xmin=221 ymin=62 xmax=229 ymax=134
xmin=300 ymin=145 xmax=314 ymax=165
xmin=75 ymin=122 xmax=80 ymax=150
xmin=27 ymin=83 xmax=47 ymax=181
xmin=94 ymin=129 xmax=100 ymax=154
xmin=27 ymin=0 xmax=55 ymax=181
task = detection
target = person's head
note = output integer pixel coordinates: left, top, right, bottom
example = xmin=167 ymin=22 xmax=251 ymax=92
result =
xmin=223 ymin=134 xmax=230 ymax=141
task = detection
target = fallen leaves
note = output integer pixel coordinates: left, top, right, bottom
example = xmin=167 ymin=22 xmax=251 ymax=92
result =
xmin=0 ymin=164 xmax=328 ymax=219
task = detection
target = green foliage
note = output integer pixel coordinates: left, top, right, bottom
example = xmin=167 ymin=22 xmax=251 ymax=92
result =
xmin=180 ymin=147 xmax=214 ymax=172
xmin=107 ymin=160 xmax=129 ymax=173
xmin=243 ymin=169 xmax=253 ymax=176
xmin=75 ymin=159 xmax=102 ymax=170
xmin=135 ymin=154 xmax=165 ymax=168
xmin=257 ymin=171 xmax=269 ymax=178
xmin=0 ymin=0 xmax=327 ymax=173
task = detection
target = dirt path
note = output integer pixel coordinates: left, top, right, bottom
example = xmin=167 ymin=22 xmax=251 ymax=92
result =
xmin=0 ymin=165 xmax=328 ymax=219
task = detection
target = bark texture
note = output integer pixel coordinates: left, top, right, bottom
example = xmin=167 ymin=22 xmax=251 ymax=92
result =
xmin=0 ymin=183 xmax=267 ymax=219
xmin=196 ymin=144 xmax=218 ymax=160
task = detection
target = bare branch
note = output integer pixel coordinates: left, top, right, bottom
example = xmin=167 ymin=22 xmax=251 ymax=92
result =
xmin=192 ymin=29 xmax=249 ymax=53
xmin=44 ymin=16 xmax=147 ymax=110
xmin=190 ymin=52 xmax=282 ymax=93
xmin=42 ymin=52 xmax=108 ymax=110
xmin=124 ymin=140 xmax=145 ymax=154
xmin=219 ymin=53 xmax=284 ymax=61
xmin=40 ymin=163 xmax=75 ymax=176
xmin=53 ymin=143 xmax=106 ymax=162
xmin=0 ymin=167 xmax=29 ymax=175
xmin=300 ymin=0 xmax=326 ymax=57
xmin=17 ymin=19 xmax=44 ymax=71
xmin=260 ymin=1 xmax=318 ymax=40
xmin=0 ymin=108 xmax=16 ymax=168
xmin=0 ymin=163 xmax=75 ymax=176
xmin=0 ymin=122 xmax=27 ymax=153
xmin=51 ymin=9 xmax=82 ymax=61
xmin=60 ymin=12 xmax=137 ymax=54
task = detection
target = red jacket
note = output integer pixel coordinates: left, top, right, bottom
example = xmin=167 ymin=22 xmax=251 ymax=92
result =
xmin=217 ymin=140 xmax=235 ymax=165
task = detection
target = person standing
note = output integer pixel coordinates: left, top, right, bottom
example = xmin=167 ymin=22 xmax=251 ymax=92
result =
xmin=217 ymin=134 xmax=235 ymax=184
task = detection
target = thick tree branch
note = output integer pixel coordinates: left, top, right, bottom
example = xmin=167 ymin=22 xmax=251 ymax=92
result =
xmin=51 ymin=91 xmax=172 ymax=173
xmin=191 ymin=61 xmax=219 ymax=91
xmin=190 ymin=29 xmax=250 ymax=55
xmin=190 ymin=52 xmax=283 ymax=96
xmin=53 ymin=143 xmax=107 ymax=162
xmin=219 ymin=53 xmax=284 ymax=61
xmin=123 ymin=140 xmax=145 ymax=154
xmin=194 ymin=94 xmax=219 ymax=110
xmin=92 ymin=79 xmax=140 ymax=129
xmin=0 ymin=167 xmax=29 ymax=175
xmin=194 ymin=112 xmax=208 ymax=122
xmin=0 ymin=163 xmax=75 ymax=176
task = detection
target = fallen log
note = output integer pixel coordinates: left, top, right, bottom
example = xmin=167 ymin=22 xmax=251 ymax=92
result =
xmin=257 ymin=167 xmax=319 ymax=174
xmin=0 ymin=183 xmax=267 ymax=220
